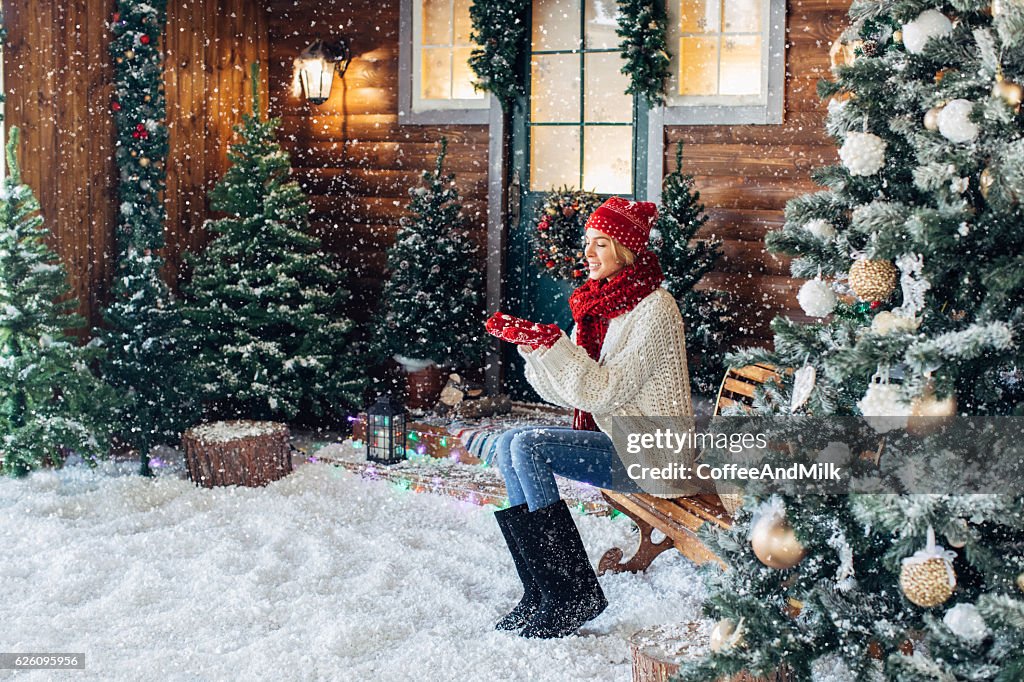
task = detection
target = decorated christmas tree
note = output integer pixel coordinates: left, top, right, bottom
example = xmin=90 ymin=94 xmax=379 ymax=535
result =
xmin=181 ymin=64 xmax=365 ymax=424
xmin=375 ymin=138 xmax=486 ymax=371
xmin=676 ymin=0 xmax=1024 ymax=678
xmin=99 ymin=0 xmax=200 ymax=475
xmin=0 ymin=129 xmax=111 ymax=476
xmin=652 ymin=142 xmax=734 ymax=395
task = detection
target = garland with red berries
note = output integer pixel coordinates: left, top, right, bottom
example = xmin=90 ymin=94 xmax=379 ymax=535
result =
xmin=529 ymin=188 xmax=603 ymax=281
xmin=109 ymin=0 xmax=169 ymax=256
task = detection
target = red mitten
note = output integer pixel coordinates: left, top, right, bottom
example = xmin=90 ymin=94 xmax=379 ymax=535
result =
xmin=485 ymin=312 xmax=562 ymax=349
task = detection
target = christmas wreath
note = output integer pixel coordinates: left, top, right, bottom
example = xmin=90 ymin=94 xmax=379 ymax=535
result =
xmin=616 ymin=0 xmax=671 ymax=108
xmin=530 ymin=188 xmax=603 ymax=281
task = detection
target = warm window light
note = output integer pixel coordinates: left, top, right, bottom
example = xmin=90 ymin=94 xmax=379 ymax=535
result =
xmin=293 ymin=39 xmax=352 ymax=105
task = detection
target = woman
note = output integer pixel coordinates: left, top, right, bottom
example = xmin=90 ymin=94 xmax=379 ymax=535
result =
xmin=484 ymin=196 xmax=693 ymax=639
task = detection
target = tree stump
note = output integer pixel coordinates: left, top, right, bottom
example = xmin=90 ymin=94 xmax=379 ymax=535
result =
xmin=183 ymin=421 xmax=293 ymax=488
xmin=630 ymin=623 xmax=790 ymax=682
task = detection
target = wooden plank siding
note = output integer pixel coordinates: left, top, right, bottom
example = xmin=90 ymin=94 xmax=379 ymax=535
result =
xmin=671 ymin=0 xmax=851 ymax=346
xmin=1 ymin=0 xmax=268 ymax=331
xmin=264 ymin=0 xmax=490 ymax=323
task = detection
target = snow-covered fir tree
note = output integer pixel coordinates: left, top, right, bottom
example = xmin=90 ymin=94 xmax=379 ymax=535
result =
xmin=99 ymin=0 xmax=200 ymax=475
xmin=0 ymin=129 xmax=112 ymax=476
xmin=375 ymin=137 xmax=486 ymax=370
xmin=677 ymin=0 xmax=1024 ymax=679
xmin=652 ymin=142 xmax=733 ymax=395
xmin=181 ymin=64 xmax=365 ymax=424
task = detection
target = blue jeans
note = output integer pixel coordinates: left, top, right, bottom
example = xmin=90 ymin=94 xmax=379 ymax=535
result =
xmin=493 ymin=425 xmax=642 ymax=511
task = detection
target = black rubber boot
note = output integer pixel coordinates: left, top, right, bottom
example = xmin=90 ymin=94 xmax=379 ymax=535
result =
xmin=515 ymin=500 xmax=607 ymax=639
xmin=494 ymin=503 xmax=542 ymax=631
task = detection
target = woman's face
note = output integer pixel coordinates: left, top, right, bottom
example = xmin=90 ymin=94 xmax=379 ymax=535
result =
xmin=584 ymin=228 xmax=624 ymax=281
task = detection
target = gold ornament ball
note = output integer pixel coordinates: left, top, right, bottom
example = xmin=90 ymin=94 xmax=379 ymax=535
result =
xmin=993 ymin=76 xmax=1023 ymax=112
xmin=900 ymin=558 xmax=956 ymax=608
xmin=923 ymin=106 xmax=943 ymax=131
xmin=116 ymin=57 xmax=124 ymax=64
xmin=139 ymin=157 xmax=150 ymax=167
xmin=907 ymin=383 xmax=957 ymax=436
xmin=980 ymin=167 xmax=994 ymax=200
xmin=709 ymin=618 xmax=744 ymax=652
xmin=1016 ymin=572 xmax=1024 ymax=592
xmin=125 ymin=49 xmax=135 ymax=59
xmin=893 ymin=30 xmax=903 ymax=43
xmin=849 ymin=259 xmax=898 ymax=302
xmin=750 ymin=513 xmax=806 ymax=570
xmin=144 ymin=94 xmax=152 ymax=103
xmin=130 ymin=150 xmax=137 ymax=157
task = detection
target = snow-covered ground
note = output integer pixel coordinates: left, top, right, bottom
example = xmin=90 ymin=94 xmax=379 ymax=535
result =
xmin=0 ymin=442 xmax=708 ymax=681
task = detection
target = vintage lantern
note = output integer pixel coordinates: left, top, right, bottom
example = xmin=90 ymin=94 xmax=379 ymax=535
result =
xmin=366 ymin=395 xmax=407 ymax=465
xmin=294 ymin=39 xmax=351 ymax=105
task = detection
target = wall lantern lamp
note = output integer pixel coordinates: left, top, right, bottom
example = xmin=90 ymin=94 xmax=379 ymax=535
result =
xmin=294 ymin=39 xmax=352 ymax=105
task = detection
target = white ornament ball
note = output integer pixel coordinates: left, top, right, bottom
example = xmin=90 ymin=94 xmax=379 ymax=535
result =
xmin=798 ymin=279 xmax=837 ymax=318
xmin=871 ymin=311 xmax=919 ymax=335
xmin=943 ymin=603 xmax=989 ymax=643
xmin=902 ymin=9 xmax=953 ymax=55
xmin=839 ymin=132 xmax=887 ymax=176
xmin=803 ymin=219 xmax=837 ymax=240
xmin=857 ymin=381 xmax=911 ymax=433
xmin=937 ymin=99 xmax=979 ymax=143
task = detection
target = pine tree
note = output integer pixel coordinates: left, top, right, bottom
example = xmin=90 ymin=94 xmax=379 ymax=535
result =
xmin=676 ymin=0 xmax=1024 ymax=679
xmin=99 ymin=0 xmax=199 ymax=474
xmin=653 ymin=142 xmax=734 ymax=395
xmin=181 ymin=63 xmax=365 ymax=424
xmin=375 ymin=137 xmax=486 ymax=370
xmin=0 ymin=129 xmax=111 ymax=476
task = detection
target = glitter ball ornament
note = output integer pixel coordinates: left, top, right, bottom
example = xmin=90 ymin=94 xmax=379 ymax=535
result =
xmin=980 ymin=167 xmax=994 ymax=199
xmin=709 ymin=618 xmax=745 ymax=652
xmin=750 ymin=502 xmax=806 ymax=570
xmin=1016 ymin=572 xmax=1024 ymax=592
xmin=900 ymin=528 xmax=957 ymax=608
xmin=858 ymin=371 xmax=911 ymax=433
xmin=923 ymin=105 xmax=942 ymax=131
xmin=907 ymin=382 xmax=957 ymax=436
xmin=839 ymin=132 xmax=886 ymax=176
xmin=943 ymin=603 xmax=989 ymax=642
xmin=125 ymin=49 xmax=135 ymax=59
xmin=139 ymin=157 xmax=151 ymax=167
xmin=803 ymin=219 xmax=836 ymax=240
xmin=902 ymin=9 xmax=953 ymax=55
xmin=871 ymin=311 xmax=918 ymax=335
xmin=937 ymin=99 xmax=979 ymax=143
xmin=798 ymin=279 xmax=836 ymax=317
xmin=849 ymin=259 xmax=897 ymax=301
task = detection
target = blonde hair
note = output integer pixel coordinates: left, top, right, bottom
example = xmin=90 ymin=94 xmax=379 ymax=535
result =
xmin=610 ymin=239 xmax=636 ymax=267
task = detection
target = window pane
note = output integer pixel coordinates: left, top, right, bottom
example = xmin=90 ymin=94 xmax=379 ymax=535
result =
xmin=723 ymin=0 xmax=760 ymax=33
xmin=584 ymin=53 xmax=631 ymax=123
xmin=583 ymin=126 xmax=632 ymax=195
xmin=452 ymin=47 xmax=485 ymax=99
xmin=421 ymin=47 xmax=452 ymax=100
xmin=680 ymin=0 xmax=719 ymax=34
xmin=720 ymin=35 xmax=761 ymax=95
xmin=531 ymin=54 xmax=581 ymax=122
xmin=422 ymin=0 xmax=452 ymax=45
xmin=585 ymin=0 xmax=619 ymax=49
xmin=454 ymin=0 xmax=473 ymax=44
xmin=533 ymin=0 xmax=582 ymax=51
xmin=677 ymin=36 xmax=719 ymax=95
xmin=531 ymin=126 xmax=581 ymax=191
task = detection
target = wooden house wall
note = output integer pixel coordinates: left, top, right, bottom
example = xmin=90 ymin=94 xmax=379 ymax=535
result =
xmin=670 ymin=0 xmax=851 ymax=347
xmin=1 ymin=0 xmax=268 ymax=330
xmin=264 ymin=0 xmax=491 ymax=323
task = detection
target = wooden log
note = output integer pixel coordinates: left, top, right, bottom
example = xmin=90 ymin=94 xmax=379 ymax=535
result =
xmin=630 ymin=623 xmax=791 ymax=682
xmin=183 ymin=420 xmax=293 ymax=488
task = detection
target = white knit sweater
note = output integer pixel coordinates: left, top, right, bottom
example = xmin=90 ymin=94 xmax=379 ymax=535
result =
xmin=518 ymin=287 xmax=698 ymax=496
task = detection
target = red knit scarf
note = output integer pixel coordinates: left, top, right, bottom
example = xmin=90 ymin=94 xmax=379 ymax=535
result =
xmin=567 ymin=250 xmax=664 ymax=430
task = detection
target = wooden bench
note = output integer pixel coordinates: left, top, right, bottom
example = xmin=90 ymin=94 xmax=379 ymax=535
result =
xmin=597 ymin=363 xmax=781 ymax=575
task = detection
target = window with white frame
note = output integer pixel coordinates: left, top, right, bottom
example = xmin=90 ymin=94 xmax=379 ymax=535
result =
xmin=663 ymin=0 xmax=785 ymax=125
xmin=400 ymin=0 xmax=490 ymax=124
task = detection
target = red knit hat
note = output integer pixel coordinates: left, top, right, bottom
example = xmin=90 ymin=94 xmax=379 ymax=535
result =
xmin=584 ymin=197 xmax=658 ymax=254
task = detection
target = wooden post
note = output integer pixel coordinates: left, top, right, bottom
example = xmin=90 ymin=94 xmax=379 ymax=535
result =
xmin=182 ymin=421 xmax=292 ymax=488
